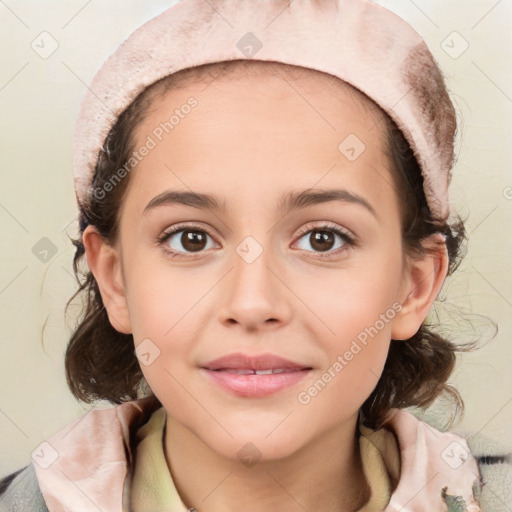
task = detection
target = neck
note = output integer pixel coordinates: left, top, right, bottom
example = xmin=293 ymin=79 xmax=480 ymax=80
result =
xmin=163 ymin=412 xmax=370 ymax=512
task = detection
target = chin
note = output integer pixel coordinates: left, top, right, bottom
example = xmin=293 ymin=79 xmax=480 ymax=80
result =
xmin=201 ymin=425 xmax=307 ymax=464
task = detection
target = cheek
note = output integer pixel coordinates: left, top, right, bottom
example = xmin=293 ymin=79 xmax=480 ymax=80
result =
xmin=124 ymin=254 xmax=204 ymax=339
xmin=297 ymin=290 xmax=394 ymax=419
xmin=124 ymin=260 xmax=211 ymax=384
xmin=297 ymin=256 xmax=401 ymax=391
xmin=300 ymin=261 xmax=402 ymax=342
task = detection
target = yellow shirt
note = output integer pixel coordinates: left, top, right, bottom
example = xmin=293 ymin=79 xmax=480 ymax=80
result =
xmin=130 ymin=407 xmax=401 ymax=511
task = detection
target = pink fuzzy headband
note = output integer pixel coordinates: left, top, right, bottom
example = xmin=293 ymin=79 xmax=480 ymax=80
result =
xmin=72 ymin=0 xmax=456 ymax=222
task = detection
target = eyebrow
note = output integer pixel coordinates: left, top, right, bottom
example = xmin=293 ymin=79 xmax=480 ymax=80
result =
xmin=143 ymin=188 xmax=377 ymax=219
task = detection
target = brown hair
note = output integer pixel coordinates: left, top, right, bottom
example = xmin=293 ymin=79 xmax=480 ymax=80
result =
xmin=64 ymin=60 xmax=481 ymax=430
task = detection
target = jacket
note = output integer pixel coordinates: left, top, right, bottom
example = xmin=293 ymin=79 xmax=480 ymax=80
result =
xmin=0 ymin=396 xmax=509 ymax=511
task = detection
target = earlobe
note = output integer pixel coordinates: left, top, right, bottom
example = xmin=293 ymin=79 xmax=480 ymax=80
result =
xmin=82 ymin=225 xmax=132 ymax=334
xmin=391 ymin=233 xmax=449 ymax=341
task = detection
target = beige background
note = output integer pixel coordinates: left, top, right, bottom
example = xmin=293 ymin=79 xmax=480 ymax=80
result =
xmin=0 ymin=0 xmax=511 ymax=475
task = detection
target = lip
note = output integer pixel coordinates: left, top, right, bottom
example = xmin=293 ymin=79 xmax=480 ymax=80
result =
xmin=202 ymin=352 xmax=312 ymax=371
xmin=200 ymin=367 xmax=312 ymax=398
xmin=199 ymin=352 xmax=313 ymax=398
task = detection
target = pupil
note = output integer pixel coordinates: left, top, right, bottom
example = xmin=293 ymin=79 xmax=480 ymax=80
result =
xmin=311 ymin=231 xmax=333 ymax=252
xmin=182 ymin=231 xmax=206 ymax=252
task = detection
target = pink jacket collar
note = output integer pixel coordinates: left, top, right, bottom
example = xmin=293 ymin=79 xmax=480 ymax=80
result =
xmin=32 ymin=397 xmax=482 ymax=511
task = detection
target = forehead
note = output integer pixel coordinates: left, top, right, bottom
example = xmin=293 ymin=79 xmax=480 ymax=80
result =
xmin=142 ymin=60 xmax=385 ymax=127
xmin=132 ymin=61 xmax=389 ymax=160
xmin=124 ymin=61 xmax=397 ymax=221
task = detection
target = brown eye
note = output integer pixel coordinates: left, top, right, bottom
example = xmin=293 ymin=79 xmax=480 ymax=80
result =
xmin=159 ymin=225 xmax=216 ymax=256
xmin=294 ymin=223 xmax=355 ymax=259
xmin=179 ymin=230 xmax=208 ymax=252
xmin=309 ymin=230 xmax=336 ymax=252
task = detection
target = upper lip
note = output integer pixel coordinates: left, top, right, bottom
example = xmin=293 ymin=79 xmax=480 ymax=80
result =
xmin=202 ymin=352 xmax=312 ymax=371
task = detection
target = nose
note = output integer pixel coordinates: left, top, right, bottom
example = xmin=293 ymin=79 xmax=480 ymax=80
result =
xmin=217 ymin=239 xmax=292 ymax=332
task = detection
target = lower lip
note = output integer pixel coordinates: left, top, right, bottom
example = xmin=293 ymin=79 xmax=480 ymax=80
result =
xmin=200 ymin=368 xmax=311 ymax=398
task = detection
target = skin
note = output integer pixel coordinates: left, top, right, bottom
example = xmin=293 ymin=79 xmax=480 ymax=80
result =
xmin=83 ymin=64 xmax=448 ymax=512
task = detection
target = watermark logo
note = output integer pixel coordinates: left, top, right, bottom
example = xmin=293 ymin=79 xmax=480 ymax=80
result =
xmin=441 ymin=441 xmax=470 ymax=469
xmin=32 ymin=237 xmax=58 ymax=263
xmin=236 ymin=236 xmax=263 ymax=264
xmin=92 ymin=97 xmax=198 ymax=201
xmin=237 ymin=32 xmax=263 ymax=58
xmin=237 ymin=441 xmax=262 ymax=467
xmin=441 ymin=31 xmax=469 ymax=59
xmin=135 ymin=338 xmax=161 ymax=366
xmin=31 ymin=31 xmax=59 ymax=59
xmin=339 ymin=134 xmax=366 ymax=162
xmin=31 ymin=441 xmax=59 ymax=469
xmin=297 ymin=302 xmax=402 ymax=405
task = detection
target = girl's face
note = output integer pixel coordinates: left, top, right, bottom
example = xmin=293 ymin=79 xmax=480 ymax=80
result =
xmin=92 ymin=67 xmax=436 ymax=462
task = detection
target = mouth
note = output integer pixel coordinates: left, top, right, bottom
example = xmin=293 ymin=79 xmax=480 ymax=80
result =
xmin=200 ymin=366 xmax=313 ymax=398
xmin=199 ymin=352 xmax=313 ymax=397
xmin=206 ymin=368 xmax=312 ymax=374
xmin=202 ymin=351 xmax=313 ymax=372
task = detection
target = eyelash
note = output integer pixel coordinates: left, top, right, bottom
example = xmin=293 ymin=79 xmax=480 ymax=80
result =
xmin=157 ymin=221 xmax=356 ymax=260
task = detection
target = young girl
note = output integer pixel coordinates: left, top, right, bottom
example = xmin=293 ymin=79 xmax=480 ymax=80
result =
xmin=1 ymin=0 xmax=507 ymax=510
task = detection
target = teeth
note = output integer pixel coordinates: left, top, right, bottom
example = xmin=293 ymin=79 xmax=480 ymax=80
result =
xmin=218 ymin=368 xmax=298 ymax=375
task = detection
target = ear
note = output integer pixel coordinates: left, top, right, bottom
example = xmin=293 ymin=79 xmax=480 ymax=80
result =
xmin=82 ymin=225 xmax=132 ymax=334
xmin=391 ymin=233 xmax=449 ymax=341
